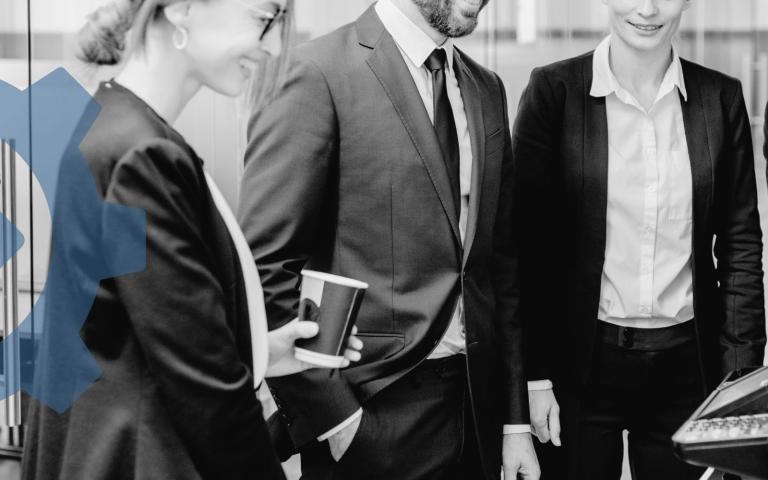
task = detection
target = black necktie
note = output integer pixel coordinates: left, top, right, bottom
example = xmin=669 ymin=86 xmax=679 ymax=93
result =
xmin=425 ymin=48 xmax=461 ymax=220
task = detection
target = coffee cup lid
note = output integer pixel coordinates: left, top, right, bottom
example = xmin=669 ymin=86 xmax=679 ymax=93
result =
xmin=301 ymin=270 xmax=369 ymax=289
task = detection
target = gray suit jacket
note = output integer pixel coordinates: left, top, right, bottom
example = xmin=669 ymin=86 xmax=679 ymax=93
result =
xmin=238 ymin=6 xmax=527 ymax=474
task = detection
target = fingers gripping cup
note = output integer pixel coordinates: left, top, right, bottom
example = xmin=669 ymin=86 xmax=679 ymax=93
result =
xmin=294 ymin=270 xmax=368 ymax=368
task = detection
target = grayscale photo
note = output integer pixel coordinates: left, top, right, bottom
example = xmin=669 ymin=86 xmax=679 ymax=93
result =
xmin=0 ymin=0 xmax=767 ymax=479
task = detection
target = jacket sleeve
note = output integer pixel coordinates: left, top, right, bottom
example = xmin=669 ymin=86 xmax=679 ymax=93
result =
xmin=237 ymin=56 xmax=361 ymax=451
xmin=713 ymin=82 xmax=767 ymax=374
xmin=493 ymin=74 xmax=530 ymax=425
xmin=510 ymin=68 xmax=564 ymax=382
xmin=106 ymin=140 xmax=284 ymax=479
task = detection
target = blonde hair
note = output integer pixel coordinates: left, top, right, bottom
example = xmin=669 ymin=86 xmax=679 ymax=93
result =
xmin=77 ymin=0 xmax=294 ymax=108
xmin=77 ymin=0 xmax=146 ymax=65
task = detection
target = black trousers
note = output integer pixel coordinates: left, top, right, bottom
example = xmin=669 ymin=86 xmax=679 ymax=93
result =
xmin=537 ymin=321 xmax=707 ymax=480
xmin=300 ymin=355 xmax=483 ymax=480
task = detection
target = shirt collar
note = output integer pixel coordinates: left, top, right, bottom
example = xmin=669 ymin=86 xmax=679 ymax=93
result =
xmin=375 ymin=0 xmax=454 ymax=73
xmin=590 ymin=35 xmax=687 ymax=104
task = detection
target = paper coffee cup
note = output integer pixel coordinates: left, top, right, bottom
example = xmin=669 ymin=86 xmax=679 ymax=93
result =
xmin=294 ymin=270 xmax=368 ymax=368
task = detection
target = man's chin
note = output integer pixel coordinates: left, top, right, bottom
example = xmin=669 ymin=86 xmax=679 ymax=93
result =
xmin=445 ymin=17 xmax=479 ymax=38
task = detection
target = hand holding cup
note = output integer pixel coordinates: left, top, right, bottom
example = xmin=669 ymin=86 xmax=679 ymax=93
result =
xmin=266 ymin=320 xmax=363 ymax=378
xmin=293 ymin=270 xmax=368 ymax=368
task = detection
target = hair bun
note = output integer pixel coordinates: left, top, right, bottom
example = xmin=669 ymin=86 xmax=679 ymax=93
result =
xmin=77 ymin=0 xmax=140 ymax=65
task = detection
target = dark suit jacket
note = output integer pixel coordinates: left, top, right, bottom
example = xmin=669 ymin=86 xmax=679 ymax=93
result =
xmin=512 ymin=52 xmax=766 ymax=391
xmin=21 ymin=82 xmax=284 ymax=480
xmin=238 ymin=6 xmax=527 ymax=475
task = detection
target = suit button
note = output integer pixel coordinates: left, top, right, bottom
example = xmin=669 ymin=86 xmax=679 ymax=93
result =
xmin=462 ymin=271 xmax=468 ymax=280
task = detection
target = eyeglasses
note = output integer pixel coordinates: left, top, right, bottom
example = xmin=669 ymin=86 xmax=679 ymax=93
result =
xmin=231 ymin=0 xmax=288 ymax=40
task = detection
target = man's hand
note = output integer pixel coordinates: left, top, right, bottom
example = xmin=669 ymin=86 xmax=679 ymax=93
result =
xmin=328 ymin=413 xmax=362 ymax=461
xmin=529 ymin=389 xmax=561 ymax=446
xmin=503 ymin=433 xmax=540 ymax=480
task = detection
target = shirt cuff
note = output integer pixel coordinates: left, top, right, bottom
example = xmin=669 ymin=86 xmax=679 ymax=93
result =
xmin=503 ymin=424 xmax=532 ymax=434
xmin=317 ymin=408 xmax=363 ymax=442
xmin=527 ymin=379 xmax=553 ymax=391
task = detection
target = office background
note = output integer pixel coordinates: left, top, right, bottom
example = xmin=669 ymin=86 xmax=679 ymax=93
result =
xmin=0 ymin=0 xmax=766 ymax=478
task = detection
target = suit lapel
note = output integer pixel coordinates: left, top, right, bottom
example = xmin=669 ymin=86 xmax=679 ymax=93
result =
xmin=680 ymin=61 xmax=713 ymax=240
xmin=453 ymin=51 xmax=485 ymax=266
xmin=358 ymin=8 xmax=462 ymax=247
xmin=582 ymin=56 xmax=609 ymax=286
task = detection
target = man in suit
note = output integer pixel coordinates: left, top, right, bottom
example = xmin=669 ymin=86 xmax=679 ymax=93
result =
xmin=238 ymin=0 xmax=540 ymax=478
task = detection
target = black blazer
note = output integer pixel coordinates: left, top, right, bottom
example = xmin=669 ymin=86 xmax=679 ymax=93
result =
xmin=22 ymin=82 xmax=284 ymax=480
xmin=512 ymin=52 xmax=766 ymax=391
xmin=238 ymin=6 xmax=526 ymax=473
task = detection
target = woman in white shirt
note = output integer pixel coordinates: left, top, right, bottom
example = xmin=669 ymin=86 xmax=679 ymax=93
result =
xmin=513 ymin=1 xmax=765 ymax=479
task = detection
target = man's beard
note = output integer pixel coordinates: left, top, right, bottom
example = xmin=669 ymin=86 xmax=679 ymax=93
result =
xmin=412 ymin=0 xmax=488 ymax=38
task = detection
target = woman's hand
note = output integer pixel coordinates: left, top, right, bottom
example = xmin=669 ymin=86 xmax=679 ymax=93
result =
xmin=529 ymin=388 xmax=561 ymax=446
xmin=265 ymin=319 xmax=363 ymax=378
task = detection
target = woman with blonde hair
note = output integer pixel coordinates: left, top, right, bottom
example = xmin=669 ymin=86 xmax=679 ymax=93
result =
xmin=21 ymin=0 xmax=362 ymax=478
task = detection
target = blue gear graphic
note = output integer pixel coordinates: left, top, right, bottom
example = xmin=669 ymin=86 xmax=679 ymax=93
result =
xmin=0 ymin=68 xmax=147 ymax=412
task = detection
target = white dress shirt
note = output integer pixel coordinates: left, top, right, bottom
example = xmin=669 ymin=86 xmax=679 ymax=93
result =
xmin=375 ymin=0 xmax=470 ymax=359
xmin=318 ymin=0 xmax=530 ymax=441
xmin=591 ymin=35 xmax=695 ymax=328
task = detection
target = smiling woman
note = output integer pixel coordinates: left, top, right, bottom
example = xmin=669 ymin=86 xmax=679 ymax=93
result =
xmin=606 ymin=0 xmax=689 ymax=48
xmin=77 ymin=0 xmax=292 ymax=107
xmin=14 ymin=0 xmax=364 ymax=478
xmin=514 ymin=0 xmax=766 ymax=479
xmin=602 ymin=0 xmax=691 ymax=110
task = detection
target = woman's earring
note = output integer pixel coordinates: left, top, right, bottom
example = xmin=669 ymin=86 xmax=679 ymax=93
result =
xmin=172 ymin=26 xmax=188 ymax=50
